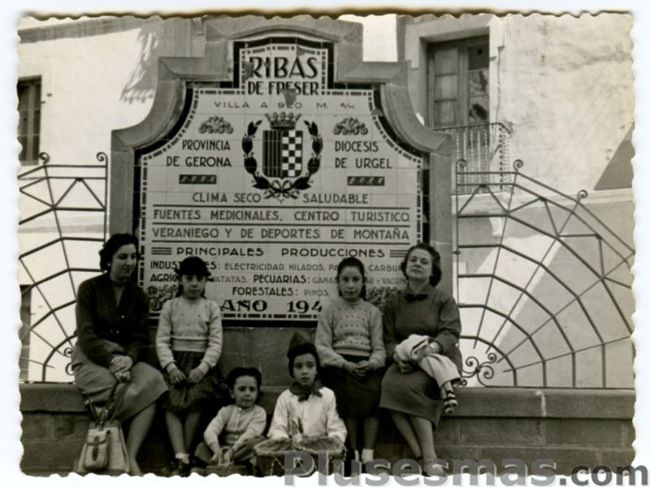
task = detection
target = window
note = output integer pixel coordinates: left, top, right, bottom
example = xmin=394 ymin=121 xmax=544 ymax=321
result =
xmin=18 ymin=77 xmax=42 ymax=166
xmin=427 ymin=36 xmax=489 ymax=129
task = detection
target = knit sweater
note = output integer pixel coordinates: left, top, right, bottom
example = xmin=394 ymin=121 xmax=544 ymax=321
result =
xmin=203 ymin=404 xmax=267 ymax=452
xmin=156 ymin=296 xmax=223 ymax=372
xmin=315 ymin=297 xmax=385 ymax=369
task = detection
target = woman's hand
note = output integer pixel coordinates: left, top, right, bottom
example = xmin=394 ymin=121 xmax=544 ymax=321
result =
xmin=188 ymin=366 xmax=207 ymax=384
xmin=109 ymin=355 xmax=133 ymax=375
xmin=393 ymin=351 xmax=414 ymax=373
xmin=167 ymin=364 xmax=186 ymax=385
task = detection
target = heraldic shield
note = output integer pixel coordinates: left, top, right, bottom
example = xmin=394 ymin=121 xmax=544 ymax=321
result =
xmin=262 ymin=113 xmax=303 ymax=179
xmin=242 ymin=112 xmax=322 ymax=199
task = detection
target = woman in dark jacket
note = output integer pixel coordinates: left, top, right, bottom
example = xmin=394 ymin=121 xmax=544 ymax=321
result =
xmin=380 ymin=242 xmax=462 ymax=476
xmin=71 ymin=233 xmax=167 ymax=475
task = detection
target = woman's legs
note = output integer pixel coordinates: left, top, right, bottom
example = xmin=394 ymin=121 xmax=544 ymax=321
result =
xmin=390 ymin=411 xmax=422 ymax=459
xmin=126 ymin=403 xmax=156 ymax=475
xmin=409 ymin=416 xmax=437 ymax=461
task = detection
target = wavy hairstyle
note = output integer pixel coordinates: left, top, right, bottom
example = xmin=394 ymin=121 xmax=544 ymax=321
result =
xmin=99 ymin=233 xmax=139 ymax=272
xmin=400 ymin=242 xmax=442 ymax=287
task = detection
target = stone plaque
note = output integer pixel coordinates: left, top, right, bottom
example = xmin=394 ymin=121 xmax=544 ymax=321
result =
xmin=137 ymin=36 xmax=424 ymax=322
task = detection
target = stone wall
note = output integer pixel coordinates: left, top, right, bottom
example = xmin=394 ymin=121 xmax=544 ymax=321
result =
xmin=21 ymin=382 xmax=634 ymax=476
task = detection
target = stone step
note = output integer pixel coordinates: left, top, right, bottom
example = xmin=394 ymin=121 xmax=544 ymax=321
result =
xmin=20 ymin=383 xmax=635 ymax=475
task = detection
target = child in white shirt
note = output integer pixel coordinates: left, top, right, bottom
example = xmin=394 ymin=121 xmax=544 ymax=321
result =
xmin=267 ymin=332 xmax=346 ymax=445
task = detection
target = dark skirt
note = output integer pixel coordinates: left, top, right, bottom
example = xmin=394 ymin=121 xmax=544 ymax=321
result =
xmin=320 ymin=355 xmax=384 ymax=417
xmin=161 ymin=351 xmax=226 ymax=414
xmin=380 ymin=363 xmax=444 ymax=428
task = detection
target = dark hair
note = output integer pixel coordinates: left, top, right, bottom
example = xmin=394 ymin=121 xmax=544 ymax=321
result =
xmin=176 ymin=256 xmax=211 ymax=277
xmin=99 ymin=233 xmax=139 ymax=272
xmin=400 ymin=242 xmax=442 ymax=287
xmin=287 ymin=343 xmax=320 ymax=378
xmin=174 ymin=256 xmax=211 ymax=297
xmin=227 ymin=367 xmax=262 ymax=390
xmin=336 ymin=256 xmax=367 ymax=300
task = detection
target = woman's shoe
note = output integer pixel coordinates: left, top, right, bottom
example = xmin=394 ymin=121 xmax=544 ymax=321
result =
xmin=420 ymin=459 xmax=447 ymax=477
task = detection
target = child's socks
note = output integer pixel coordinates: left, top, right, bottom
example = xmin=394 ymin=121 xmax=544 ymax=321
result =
xmin=361 ymin=449 xmax=374 ymax=463
xmin=175 ymin=452 xmax=191 ymax=464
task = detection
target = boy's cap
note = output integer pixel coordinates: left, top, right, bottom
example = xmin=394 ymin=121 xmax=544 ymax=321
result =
xmin=287 ymin=331 xmax=316 ymax=359
xmin=176 ymin=256 xmax=211 ymax=277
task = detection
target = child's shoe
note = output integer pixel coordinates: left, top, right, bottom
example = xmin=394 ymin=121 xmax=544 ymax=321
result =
xmin=442 ymin=390 xmax=458 ymax=414
xmin=190 ymin=466 xmax=207 ymax=475
xmin=168 ymin=458 xmax=191 ymax=477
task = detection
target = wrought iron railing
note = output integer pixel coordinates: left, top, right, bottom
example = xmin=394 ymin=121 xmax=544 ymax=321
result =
xmin=18 ymin=153 xmax=108 ymax=382
xmin=455 ymin=159 xmax=634 ymax=388
xmin=438 ymin=122 xmax=512 ymax=194
xmin=18 ymin=153 xmax=634 ymax=388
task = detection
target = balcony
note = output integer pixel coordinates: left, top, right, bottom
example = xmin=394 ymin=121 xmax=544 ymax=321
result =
xmin=438 ymin=122 xmax=512 ymax=194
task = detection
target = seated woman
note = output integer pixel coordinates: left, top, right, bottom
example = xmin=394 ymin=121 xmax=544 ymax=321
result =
xmin=380 ymin=242 xmax=462 ymax=476
xmin=71 ymin=233 xmax=167 ymax=475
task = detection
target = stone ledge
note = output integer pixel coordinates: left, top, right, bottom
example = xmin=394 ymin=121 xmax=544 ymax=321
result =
xmin=21 ymin=383 xmax=86 ymax=413
xmin=451 ymin=388 xmax=635 ymax=419
xmin=20 ymin=384 xmax=635 ymax=419
xmin=20 ymin=385 xmax=635 ymax=476
xmin=474 ymin=445 xmax=634 ymax=474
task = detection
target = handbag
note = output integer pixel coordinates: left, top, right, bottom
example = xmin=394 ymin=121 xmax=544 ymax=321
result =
xmin=75 ymin=382 xmax=130 ymax=475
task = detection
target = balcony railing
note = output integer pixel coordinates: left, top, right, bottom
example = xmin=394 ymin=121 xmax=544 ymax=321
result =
xmin=438 ymin=122 xmax=512 ymax=194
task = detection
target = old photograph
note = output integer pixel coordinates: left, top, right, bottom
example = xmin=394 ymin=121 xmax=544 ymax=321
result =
xmin=7 ymin=1 xmax=647 ymax=483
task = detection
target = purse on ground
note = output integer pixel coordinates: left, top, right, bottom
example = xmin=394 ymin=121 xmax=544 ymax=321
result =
xmin=79 ymin=423 xmax=110 ymax=472
xmin=74 ymin=383 xmax=130 ymax=475
xmin=75 ymin=419 xmax=130 ymax=475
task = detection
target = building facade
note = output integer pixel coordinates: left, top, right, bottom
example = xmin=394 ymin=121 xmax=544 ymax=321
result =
xmin=17 ymin=13 xmax=636 ymax=474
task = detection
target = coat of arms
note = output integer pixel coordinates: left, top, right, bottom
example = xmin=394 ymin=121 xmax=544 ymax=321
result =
xmin=242 ymin=112 xmax=322 ymax=199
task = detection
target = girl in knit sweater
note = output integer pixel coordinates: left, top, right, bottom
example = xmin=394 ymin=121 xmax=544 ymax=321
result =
xmin=315 ymin=257 xmax=386 ymax=465
xmin=156 ymin=257 xmax=224 ymax=476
